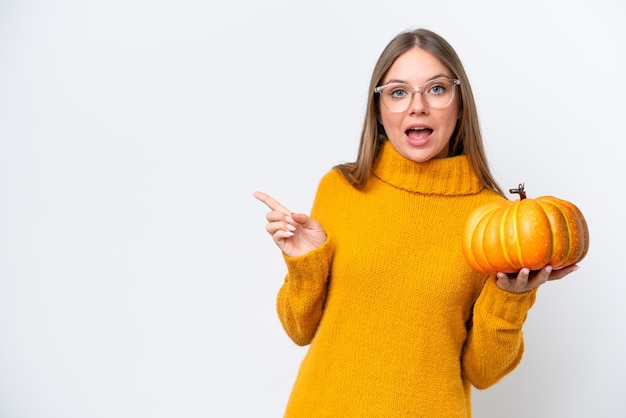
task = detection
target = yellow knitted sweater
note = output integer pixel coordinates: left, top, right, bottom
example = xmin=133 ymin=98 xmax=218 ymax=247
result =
xmin=278 ymin=141 xmax=537 ymax=417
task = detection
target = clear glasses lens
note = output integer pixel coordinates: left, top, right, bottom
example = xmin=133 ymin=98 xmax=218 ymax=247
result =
xmin=377 ymin=79 xmax=458 ymax=112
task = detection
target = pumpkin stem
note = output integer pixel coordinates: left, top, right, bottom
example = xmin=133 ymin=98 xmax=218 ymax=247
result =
xmin=509 ymin=183 xmax=527 ymax=200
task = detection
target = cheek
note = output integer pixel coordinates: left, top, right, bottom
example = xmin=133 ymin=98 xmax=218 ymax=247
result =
xmin=379 ymin=109 xmax=402 ymax=133
xmin=441 ymin=106 xmax=461 ymax=134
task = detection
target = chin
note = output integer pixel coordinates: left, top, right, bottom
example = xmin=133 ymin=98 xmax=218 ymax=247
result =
xmin=405 ymin=153 xmax=437 ymax=163
xmin=406 ymin=149 xmax=447 ymax=162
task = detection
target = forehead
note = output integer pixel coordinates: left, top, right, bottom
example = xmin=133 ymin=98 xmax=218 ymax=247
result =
xmin=384 ymin=47 xmax=450 ymax=83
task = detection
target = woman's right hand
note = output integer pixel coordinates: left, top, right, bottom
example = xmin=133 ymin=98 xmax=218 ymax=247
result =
xmin=253 ymin=191 xmax=327 ymax=258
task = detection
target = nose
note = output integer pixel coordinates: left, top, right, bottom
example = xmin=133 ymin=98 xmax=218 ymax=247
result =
xmin=408 ymin=90 xmax=429 ymax=114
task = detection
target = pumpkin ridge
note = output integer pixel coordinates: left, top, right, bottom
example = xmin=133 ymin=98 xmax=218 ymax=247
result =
xmin=553 ymin=200 xmax=574 ymax=266
xmin=538 ymin=199 xmax=559 ymax=265
xmin=556 ymin=198 xmax=587 ymax=265
xmin=539 ymin=196 xmax=587 ymax=268
xmin=477 ymin=208 xmax=499 ymax=273
xmin=465 ymin=215 xmax=484 ymax=272
xmin=499 ymin=205 xmax=516 ymax=270
xmin=512 ymin=202 xmax=525 ymax=268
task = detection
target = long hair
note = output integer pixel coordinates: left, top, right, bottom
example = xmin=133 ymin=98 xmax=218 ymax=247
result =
xmin=335 ymin=28 xmax=504 ymax=196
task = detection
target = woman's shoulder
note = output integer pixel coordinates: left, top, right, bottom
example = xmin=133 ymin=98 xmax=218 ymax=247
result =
xmin=311 ymin=167 xmax=360 ymax=207
xmin=473 ymin=187 xmax=508 ymax=205
xmin=317 ymin=166 xmax=353 ymax=189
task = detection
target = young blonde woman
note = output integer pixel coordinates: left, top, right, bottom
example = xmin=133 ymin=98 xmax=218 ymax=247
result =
xmin=254 ymin=28 xmax=578 ymax=417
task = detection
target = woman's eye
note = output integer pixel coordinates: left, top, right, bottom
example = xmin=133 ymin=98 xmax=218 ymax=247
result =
xmin=429 ymin=85 xmax=445 ymax=95
xmin=390 ymin=88 xmax=408 ymax=98
xmin=428 ymin=83 xmax=449 ymax=95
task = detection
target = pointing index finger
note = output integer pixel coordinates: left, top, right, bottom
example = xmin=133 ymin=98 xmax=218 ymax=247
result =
xmin=253 ymin=191 xmax=291 ymax=215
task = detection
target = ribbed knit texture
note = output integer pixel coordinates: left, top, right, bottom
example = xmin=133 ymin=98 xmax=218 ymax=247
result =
xmin=278 ymin=141 xmax=537 ymax=417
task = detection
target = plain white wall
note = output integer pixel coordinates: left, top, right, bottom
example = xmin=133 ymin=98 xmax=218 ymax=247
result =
xmin=1 ymin=0 xmax=624 ymax=417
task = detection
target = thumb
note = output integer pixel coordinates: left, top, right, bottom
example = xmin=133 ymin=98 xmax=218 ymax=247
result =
xmin=290 ymin=212 xmax=319 ymax=229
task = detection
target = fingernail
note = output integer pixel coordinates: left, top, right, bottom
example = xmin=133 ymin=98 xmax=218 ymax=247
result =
xmin=286 ymin=224 xmax=296 ymax=231
xmin=545 ymin=265 xmax=552 ymax=273
xmin=285 ymin=215 xmax=294 ymax=223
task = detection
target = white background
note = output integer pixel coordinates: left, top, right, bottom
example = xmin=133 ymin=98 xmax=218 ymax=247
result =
xmin=1 ymin=0 xmax=624 ymax=417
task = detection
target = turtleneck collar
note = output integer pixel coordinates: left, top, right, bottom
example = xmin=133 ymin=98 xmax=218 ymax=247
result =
xmin=371 ymin=140 xmax=484 ymax=196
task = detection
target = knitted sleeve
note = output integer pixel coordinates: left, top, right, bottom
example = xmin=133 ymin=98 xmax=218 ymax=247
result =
xmin=461 ymin=276 xmax=538 ymax=389
xmin=276 ymin=240 xmax=333 ymax=346
xmin=275 ymin=170 xmax=341 ymax=346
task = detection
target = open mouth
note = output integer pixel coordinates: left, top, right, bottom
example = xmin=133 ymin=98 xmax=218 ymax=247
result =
xmin=406 ymin=127 xmax=433 ymax=141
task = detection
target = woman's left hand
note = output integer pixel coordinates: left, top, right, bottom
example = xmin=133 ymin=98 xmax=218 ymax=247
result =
xmin=495 ymin=264 xmax=580 ymax=294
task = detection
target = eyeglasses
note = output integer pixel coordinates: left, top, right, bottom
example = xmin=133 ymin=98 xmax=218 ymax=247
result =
xmin=374 ymin=78 xmax=460 ymax=112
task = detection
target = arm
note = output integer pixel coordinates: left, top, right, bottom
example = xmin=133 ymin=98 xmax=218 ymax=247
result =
xmin=255 ymin=171 xmax=345 ymax=345
xmin=461 ymin=276 xmax=537 ymax=389
xmin=253 ymin=190 xmax=331 ymax=345
xmin=277 ymin=239 xmax=334 ymax=346
xmin=462 ymin=264 xmax=580 ymax=388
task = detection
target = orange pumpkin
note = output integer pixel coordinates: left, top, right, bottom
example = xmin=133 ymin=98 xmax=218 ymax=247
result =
xmin=462 ymin=184 xmax=589 ymax=275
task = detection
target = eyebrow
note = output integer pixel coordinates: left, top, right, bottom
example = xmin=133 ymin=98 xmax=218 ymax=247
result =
xmin=383 ymin=73 xmax=452 ymax=85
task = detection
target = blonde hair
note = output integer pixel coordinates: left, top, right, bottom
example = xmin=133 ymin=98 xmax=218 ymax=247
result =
xmin=335 ymin=28 xmax=504 ymax=196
